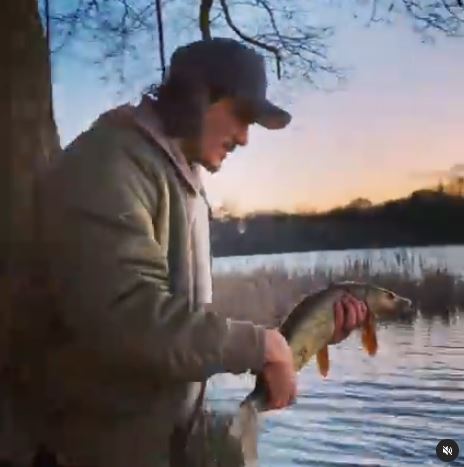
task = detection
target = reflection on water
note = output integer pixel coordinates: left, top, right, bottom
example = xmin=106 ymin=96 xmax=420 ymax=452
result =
xmin=206 ymin=313 xmax=464 ymax=466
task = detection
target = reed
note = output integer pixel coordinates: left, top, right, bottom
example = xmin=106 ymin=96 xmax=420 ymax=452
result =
xmin=210 ymin=260 xmax=464 ymax=326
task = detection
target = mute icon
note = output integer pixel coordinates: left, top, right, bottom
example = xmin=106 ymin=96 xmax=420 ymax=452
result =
xmin=436 ymin=439 xmax=459 ymax=463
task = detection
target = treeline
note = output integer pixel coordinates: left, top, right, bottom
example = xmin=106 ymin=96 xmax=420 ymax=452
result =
xmin=210 ymin=190 xmax=464 ymax=257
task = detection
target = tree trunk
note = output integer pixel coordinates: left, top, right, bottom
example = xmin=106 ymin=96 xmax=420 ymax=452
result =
xmin=1 ymin=0 xmax=60 ymax=375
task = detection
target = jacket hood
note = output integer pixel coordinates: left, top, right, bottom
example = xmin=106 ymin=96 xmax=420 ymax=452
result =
xmin=93 ymin=95 xmax=204 ymax=196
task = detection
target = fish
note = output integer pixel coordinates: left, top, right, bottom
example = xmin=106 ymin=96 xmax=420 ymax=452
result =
xmin=241 ymin=281 xmax=413 ymax=413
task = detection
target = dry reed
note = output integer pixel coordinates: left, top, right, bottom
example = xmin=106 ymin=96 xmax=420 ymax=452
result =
xmin=209 ymin=260 xmax=464 ymax=327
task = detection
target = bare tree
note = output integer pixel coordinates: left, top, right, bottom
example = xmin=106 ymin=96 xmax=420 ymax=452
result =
xmin=359 ymin=0 xmax=464 ymax=39
xmin=46 ymin=0 xmax=340 ymax=88
xmin=2 ymin=0 xmax=61 ymax=377
xmin=46 ymin=0 xmax=464 ymax=90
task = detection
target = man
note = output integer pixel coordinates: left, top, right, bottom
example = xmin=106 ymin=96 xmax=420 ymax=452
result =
xmin=2 ymin=38 xmax=367 ymax=467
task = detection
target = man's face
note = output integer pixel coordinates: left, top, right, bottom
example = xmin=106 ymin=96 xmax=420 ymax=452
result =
xmin=193 ymin=97 xmax=254 ymax=173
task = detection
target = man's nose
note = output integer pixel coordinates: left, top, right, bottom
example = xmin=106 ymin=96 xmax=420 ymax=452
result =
xmin=236 ymin=125 xmax=249 ymax=147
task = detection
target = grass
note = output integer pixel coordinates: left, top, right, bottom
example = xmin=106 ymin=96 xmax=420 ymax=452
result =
xmin=209 ymin=260 xmax=464 ymax=327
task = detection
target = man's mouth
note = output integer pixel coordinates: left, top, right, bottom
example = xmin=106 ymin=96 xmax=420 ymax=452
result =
xmin=222 ymin=141 xmax=236 ymax=153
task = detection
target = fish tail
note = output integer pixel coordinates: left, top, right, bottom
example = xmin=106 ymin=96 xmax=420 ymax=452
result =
xmin=361 ymin=314 xmax=378 ymax=356
xmin=240 ymin=374 xmax=268 ymax=413
xmin=316 ymin=345 xmax=330 ymax=377
xmin=240 ymin=391 xmax=267 ymax=413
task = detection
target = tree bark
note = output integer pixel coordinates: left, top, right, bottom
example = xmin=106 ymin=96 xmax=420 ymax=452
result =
xmin=1 ymin=0 xmax=60 ymax=374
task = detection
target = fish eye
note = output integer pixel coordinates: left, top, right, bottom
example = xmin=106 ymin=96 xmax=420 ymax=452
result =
xmin=387 ymin=291 xmax=395 ymax=300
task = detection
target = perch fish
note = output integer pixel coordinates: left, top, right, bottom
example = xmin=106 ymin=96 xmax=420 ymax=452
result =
xmin=242 ymin=281 xmax=413 ymax=413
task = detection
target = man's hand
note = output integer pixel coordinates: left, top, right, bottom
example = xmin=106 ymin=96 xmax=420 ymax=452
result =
xmin=330 ymin=293 xmax=368 ymax=345
xmin=261 ymin=329 xmax=297 ymax=411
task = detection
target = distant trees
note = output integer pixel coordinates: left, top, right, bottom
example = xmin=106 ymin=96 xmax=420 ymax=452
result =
xmin=210 ymin=191 xmax=464 ymax=257
xmin=456 ymin=176 xmax=464 ymax=196
xmin=346 ymin=198 xmax=373 ymax=210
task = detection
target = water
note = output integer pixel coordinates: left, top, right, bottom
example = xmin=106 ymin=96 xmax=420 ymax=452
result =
xmin=206 ymin=313 xmax=464 ymax=466
xmin=207 ymin=246 xmax=464 ymax=466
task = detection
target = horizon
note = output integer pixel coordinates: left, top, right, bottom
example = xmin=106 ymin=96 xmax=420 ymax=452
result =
xmin=52 ymin=3 xmax=464 ymax=216
xmin=211 ymin=178 xmax=464 ymax=218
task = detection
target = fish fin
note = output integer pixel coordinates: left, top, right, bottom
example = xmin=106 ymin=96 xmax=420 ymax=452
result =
xmin=361 ymin=316 xmax=378 ymax=356
xmin=316 ymin=345 xmax=329 ymax=377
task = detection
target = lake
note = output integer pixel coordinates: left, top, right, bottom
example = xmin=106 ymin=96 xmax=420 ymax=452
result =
xmin=207 ymin=246 xmax=464 ymax=466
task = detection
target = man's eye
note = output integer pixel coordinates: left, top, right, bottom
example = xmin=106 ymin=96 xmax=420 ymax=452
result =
xmin=235 ymin=105 xmax=255 ymax=124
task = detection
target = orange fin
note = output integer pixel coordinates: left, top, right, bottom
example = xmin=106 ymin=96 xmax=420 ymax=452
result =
xmin=316 ymin=345 xmax=329 ymax=377
xmin=362 ymin=316 xmax=378 ymax=356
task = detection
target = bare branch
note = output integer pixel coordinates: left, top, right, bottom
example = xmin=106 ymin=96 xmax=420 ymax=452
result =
xmin=401 ymin=0 xmax=463 ymax=37
xmin=50 ymin=0 xmax=87 ymax=54
xmin=44 ymin=0 xmax=55 ymax=124
xmin=255 ymin=0 xmax=282 ymax=41
xmin=357 ymin=0 xmax=464 ymax=36
xmin=155 ymin=0 xmax=166 ymax=80
xmin=368 ymin=0 xmax=383 ymax=23
xmin=218 ymin=0 xmax=282 ymax=78
xmin=439 ymin=0 xmax=464 ymax=21
xmin=45 ymin=0 xmax=51 ymax=52
xmin=200 ymin=0 xmax=214 ymax=40
xmin=47 ymin=0 xmax=464 ymax=93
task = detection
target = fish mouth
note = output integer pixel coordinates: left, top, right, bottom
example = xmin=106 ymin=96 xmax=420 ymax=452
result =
xmin=374 ymin=296 xmax=416 ymax=320
xmin=397 ymin=297 xmax=416 ymax=317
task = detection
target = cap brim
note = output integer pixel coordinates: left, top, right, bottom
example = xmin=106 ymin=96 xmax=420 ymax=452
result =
xmin=253 ymin=100 xmax=292 ymax=130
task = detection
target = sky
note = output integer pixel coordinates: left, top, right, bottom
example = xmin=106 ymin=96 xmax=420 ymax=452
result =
xmin=51 ymin=2 xmax=464 ymax=215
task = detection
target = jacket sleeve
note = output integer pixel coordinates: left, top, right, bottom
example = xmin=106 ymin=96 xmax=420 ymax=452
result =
xmin=42 ymin=138 xmax=266 ymax=384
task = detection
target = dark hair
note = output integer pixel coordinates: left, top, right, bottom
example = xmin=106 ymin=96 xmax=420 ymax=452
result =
xmin=146 ymin=70 xmax=228 ymax=139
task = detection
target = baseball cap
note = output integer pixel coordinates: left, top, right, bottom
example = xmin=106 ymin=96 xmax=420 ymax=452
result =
xmin=168 ymin=37 xmax=292 ymax=130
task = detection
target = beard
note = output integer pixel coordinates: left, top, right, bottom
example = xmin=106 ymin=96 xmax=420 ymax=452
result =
xmin=180 ymin=137 xmax=221 ymax=174
xmin=180 ymin=137 xmax=201 ymax=163
xmin=201 ymin=160 xmax=221 ymax=173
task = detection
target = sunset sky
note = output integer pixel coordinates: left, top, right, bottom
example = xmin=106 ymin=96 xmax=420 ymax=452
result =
xmin=52 ymin=3 xmax=464 ymax=215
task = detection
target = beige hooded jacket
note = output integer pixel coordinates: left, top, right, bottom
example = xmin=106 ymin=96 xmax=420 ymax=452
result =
xmin=0 ymin=97 xmax=265 ymax=467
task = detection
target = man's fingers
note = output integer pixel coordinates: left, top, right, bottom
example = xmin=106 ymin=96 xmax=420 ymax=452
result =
xmin=269 ymin=386 xmax=281 ymax=410
xmin=276 ymin=383 xmax=295 ymax=410
xmin=351 ymin=297 xmax=366 ymax=326
xmin=359 ymin=301 xmax=368 ymax=323
xmin=331 ymin=302 xmax=345 ymax=344
xmin=264 ymin=379 xmax=292 ymax=410
xmin=334 ymin=299 xmax=345 ymax=334
xmin=263 ymin=372 xmax=276 ymax=410
xmin=289 ymin=380 xmax=297 ymax=405
xmin=331 ymin=294 xmax=369 ymax=345
xmin=342 ymin=294 xmax=368 ymax=328
xmin=351 ymin=297 xmax=368 ymax=326
xmin=266 ymin=379 xmax=296 ymax=410
xmin=271 ymin=395 xmax=287 ymax=410
xmin=342 ymin=295 xmax=358 ymax=330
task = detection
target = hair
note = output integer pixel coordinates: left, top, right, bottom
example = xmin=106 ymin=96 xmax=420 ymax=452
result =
xmin=146 ymin=70 xmax=228 ymax=140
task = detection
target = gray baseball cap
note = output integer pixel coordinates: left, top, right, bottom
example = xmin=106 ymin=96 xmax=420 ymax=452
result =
xmin=168 ymin=37 xmax=292 ymax=130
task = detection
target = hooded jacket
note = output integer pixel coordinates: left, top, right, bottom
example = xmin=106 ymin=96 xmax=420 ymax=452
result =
xmin=1 ymin=97 xmax=265 ymax=467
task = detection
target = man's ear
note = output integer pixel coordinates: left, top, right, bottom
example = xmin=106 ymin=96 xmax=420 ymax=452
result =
xmin=157 ymin=69 xmax=211 ymax=140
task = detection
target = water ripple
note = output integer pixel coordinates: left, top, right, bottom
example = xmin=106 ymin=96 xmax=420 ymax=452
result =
xmin=206 ymin=312 xmax=464 ymax=466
